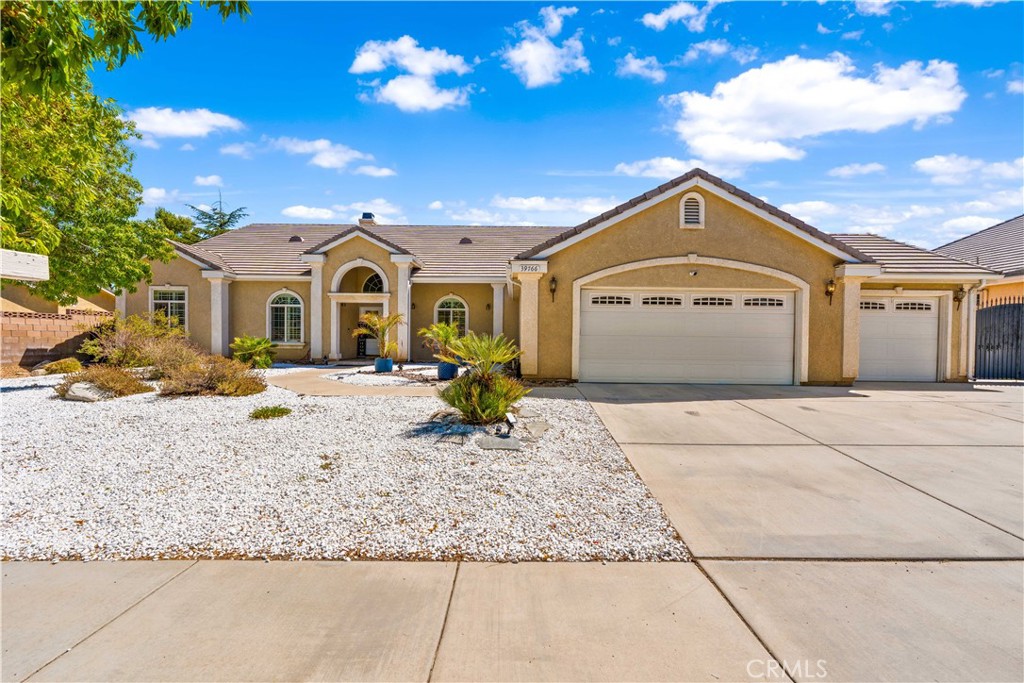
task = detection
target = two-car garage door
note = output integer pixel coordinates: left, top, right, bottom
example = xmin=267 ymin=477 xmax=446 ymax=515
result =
xmin=578 ymin=289 xmax=795 ymax=384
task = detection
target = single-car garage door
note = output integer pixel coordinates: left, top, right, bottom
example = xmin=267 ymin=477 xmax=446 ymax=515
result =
xmin=859 ymin=297 xmax=939 ymax=381
xmin=579 ymin=289 xmax=795 ymax=384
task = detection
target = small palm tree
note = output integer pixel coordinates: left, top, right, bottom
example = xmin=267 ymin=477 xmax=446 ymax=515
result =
xmin=352 ymin=312 xmax=404 ymax=360
xmin=437 ymin=332 xmax=521 ymax=379
xmin=418 ymin=321 xmax=461 ymax=359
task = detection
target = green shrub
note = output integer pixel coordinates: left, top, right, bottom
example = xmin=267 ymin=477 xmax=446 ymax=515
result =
xmin=43 ymin=358 xmax=82 ymax=374
xmin=250 ymin=405 xmax=292 ymax=420
xmin=159 ymin=355 xmax=266 ymax=397
xmin=439 ymin=372 xmax=529 ymax=425
xmin=54 ymin=365 xmax=154 ymax=398
xmin=230 ymin=335 xmax=277 ymax=369
xmin=418 ymin=321 xmax=461 ymax=359
xmin=79 ymin=312 xmax=187 ymax=368
xmin=437 ymin=332 xmax=521 ymax=377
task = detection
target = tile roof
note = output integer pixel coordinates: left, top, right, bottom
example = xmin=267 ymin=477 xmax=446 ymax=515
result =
xmin=169 ymin=240 xmax=232 ymax=272
xmin=193 ymin=223 xmax=567 ymax=279
xmin=831 ymin=234 xmax=997 ymax=275
xmin=935 ymin=214 xmax=1024 ymax=276
xmin=515 ymin=168 xmax=874 ymax=263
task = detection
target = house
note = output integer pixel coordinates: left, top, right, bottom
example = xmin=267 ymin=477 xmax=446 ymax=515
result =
xmin=936 ymin=214 xmax=1024 ymax=303
xmin=119 ymin=169 xmax=997 ymax=384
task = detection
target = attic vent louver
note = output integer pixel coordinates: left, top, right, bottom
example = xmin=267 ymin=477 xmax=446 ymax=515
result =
xmin=289 ymin=235 xmax=304 ymax=242
xmin=459 ymin=237 xmax=473 ymax=244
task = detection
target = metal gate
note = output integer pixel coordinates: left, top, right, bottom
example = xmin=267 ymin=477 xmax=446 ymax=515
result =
xmin=975 ymin=296 xmax=1024 ymax=380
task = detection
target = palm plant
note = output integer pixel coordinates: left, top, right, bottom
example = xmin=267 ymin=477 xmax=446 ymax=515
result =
xmin=437 ymin=333 xmax=529 ymax=424
xmin=230 ymin=335 xmax=277 ymax=369
xmin=418 ymin=321 xmax=461 ymax=358
xmin=437 ymin=332 xmax=520 ymax=378
xmin=352 ymin=312 xmax=403 ymax=360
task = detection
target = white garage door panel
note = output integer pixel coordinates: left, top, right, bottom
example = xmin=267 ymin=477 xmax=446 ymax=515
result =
xmin=579 ymin=290 xmax=795 ymax=384
xmin=859 ymin=297 xmax=939 ymax=381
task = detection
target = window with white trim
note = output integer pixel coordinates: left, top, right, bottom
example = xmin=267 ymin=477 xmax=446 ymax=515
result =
xmin=895 ymin=301 xmax=933 ymax=312
xmin=151 ymin=289 xmax=186 ymax=327
xmin=641 ymin=296 xmax=683 ymax=306
xmin=269 ymin=293 xmax=303 ymax=343
xmin=591 ymin=295 xmax=632 ymax=306
xmin=362 ymin=273 xmax=384 ymax=293
xmin=743 ymin=296 xmax=786 ymax=308
xmin=860 ymin=300 xmax=886 ymax=311
xmin=692 ymin=295 xmax=733 ymax=307
xmin=435 ymin=296 xmax=468 ymax=334
xmin=680 ymin=192 xmax=705 ymax=229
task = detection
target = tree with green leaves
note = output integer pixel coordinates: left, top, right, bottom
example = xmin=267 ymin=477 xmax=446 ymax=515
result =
xmin=152 ymin=208 xmax=203 ymax=244
xmin=1 ymin=1 xmax=250 ymax=97
xmin=187 ymin=193 xmax=250 ymax=239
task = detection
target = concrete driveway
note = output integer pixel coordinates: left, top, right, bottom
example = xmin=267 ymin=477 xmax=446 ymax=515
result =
xmin=579 ymin=381 xmax=1024 ymax=681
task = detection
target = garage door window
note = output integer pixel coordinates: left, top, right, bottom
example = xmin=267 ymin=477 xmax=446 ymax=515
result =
xmin=743 ymin=296 xmax=786 ymax=308
xmin=860 ymin=300 xmax=886 ymax=311
xmin=591 ymin=295 xmax=632 ymax=306
xmin=641 ymin=296 xmax=683 ymax=307
xmin=895 ymin=301 xmax=933 ymax=312
xmin=692 ymin=295 xmax=734 ymax=307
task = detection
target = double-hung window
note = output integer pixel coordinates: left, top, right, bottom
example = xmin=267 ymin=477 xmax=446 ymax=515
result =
xmin=269 ymin=293 xmax=303 ymax=343
xmin=151 ymin=289 xmax=187 ymax=328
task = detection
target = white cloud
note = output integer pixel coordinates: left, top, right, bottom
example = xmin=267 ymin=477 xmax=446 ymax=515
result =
xmin=142 ymin=187 xmax=179 ymax=206
xmin=220 ymin=142 xmax=256 ymax=158
xmin=855 ymin=0 xmax=895 ymax=16
xmin=281 ymin=205 xmax=336 ymax=220
xmin=913 ymin=154 xmax=1023 ymax=185
xmin=662 ymin=53 xmax=966 ymax=168
xmin=959 ymin=187 xmax=1024 ymax=213
xmin=428 ymin=200 xmax=445 ymax=210
xmin=641 ymin=0 xmax=725 ymax=32
xmin=179 ymin=143 xmax=196 ymax=152
xmin=268 ymin=136 xmax=372 ymax=170
xmin=828 ymin=162 xmax=886 ymax=178
xmin=607 ymin=36 xmax=622 ymax=47
xmin=350 ymin=35 xmax=474 ymax=112
xmin=937 ymin=0 xmax=1010 ymax=6
xmin=135 ymin=137 xmax=161 ymax=149
xmin=841 ymin=30 xmax=864 ymax=41
xmin=193 ymin=174 xmax=223 ymax=187
xmin=779 ymin=200 xmax=842 ymax=223
xmin=614 ymin=157 xmax=700 ymax=178
xmin=816 ymin=23 xmax=835 ymax=34
xmin=127 ymin=107 xmax=244 ymax=138
xmin=491 ymin=194 xmax=617 ymax=215
xmin=353 ymin=165 xmax=397 ymax=177
xmin=682 ymin=39 xmax=758 ymax=65
xmin=940 ymin=215 xmax=1000 ymax=234
xmin=501 ymin=6 xmax=590 ymax=88
xmin=1008 ymin=79 xmax=1024 ymax=94
xmin=447 ymin=207 xmax=509 ymax=224
xmin=616 ymin=54 xmax=667 ymax=83
xmin=332 ymin=198 xmax=407 ymax=224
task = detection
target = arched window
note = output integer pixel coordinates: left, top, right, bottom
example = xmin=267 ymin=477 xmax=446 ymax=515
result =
xmin=435 ymin=296 xmax=468 ymax=334
xmin=362 ymin=273 xmax=384 ymax=293
xmin=680 ymin=191 xmax=705 ymax=229
xmin=268 ymin=292 xmax=303 ymax=343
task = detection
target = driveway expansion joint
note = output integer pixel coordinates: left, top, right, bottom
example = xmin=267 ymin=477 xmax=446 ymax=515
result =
xmin=427 ymin=561 xmax=460 ymax=683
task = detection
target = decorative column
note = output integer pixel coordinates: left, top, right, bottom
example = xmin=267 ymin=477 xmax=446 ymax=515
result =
xmin=395 ymin=262 xmax=412 ymax=361
xmin=517 ymin=272 xmax=543 ymax=376
xmin=330 ymin=299 xmax=340 ymax=359
xmin=307 ymin=257 xmax=325 ymax=360
xmin=207 ymin=275 xmax=232 ymax=356
xmin=491 ymin=283 xmax=505 ymax=336
xmin=838 ymin=276 xmax=869 ymax=381
xmin=966 ymin=285 xmax=980 ymax=378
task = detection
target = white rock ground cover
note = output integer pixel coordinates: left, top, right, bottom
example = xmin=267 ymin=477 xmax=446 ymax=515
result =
xmin=1 ymin=371 xmax=687 ymax=562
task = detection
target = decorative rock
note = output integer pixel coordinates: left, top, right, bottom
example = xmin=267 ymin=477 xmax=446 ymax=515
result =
xmin=30 ymin=368 xmax=48 ymax=377
xmin=525 ymin=421 xmax=551 ymax=439
xmin=516 ymin=408 xmax=541 ymax=419
xmin=478 ymin=435 xmax=524 ymax=450
xmin=62 ymin=383 xmax=110 ymax=402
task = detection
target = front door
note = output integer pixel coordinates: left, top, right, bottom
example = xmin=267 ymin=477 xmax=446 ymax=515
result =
xmin=358 ymin=306 xmax=383 ymax=357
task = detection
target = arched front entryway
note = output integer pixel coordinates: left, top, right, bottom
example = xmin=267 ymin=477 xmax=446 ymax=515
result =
xmin=328 ymin=258 xmax=390 ymax=359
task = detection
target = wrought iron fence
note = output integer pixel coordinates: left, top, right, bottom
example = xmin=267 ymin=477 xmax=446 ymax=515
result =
xmin=975 ymin=296 xmax=1023 ymax=380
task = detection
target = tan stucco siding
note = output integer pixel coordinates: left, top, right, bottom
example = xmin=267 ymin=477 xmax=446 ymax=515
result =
xmin=982 ymin=280 xmax=1024 ymax=301
xmin=321 ymin=237 xmax=401 ymax=359
xmin=408 ymin=283 xmax=495 ymax=361
xmin=533 ymin=189 xmax=844 ymax=382
xmin=0 ymin=285 xmax=114 ymax=314
xmin=124 ymin=257 xmax=211 ymax=351
xmin=587 ymin=264 xmax=796 ymax=290
xmin=230 ymin=281 xmax=311 ymax=361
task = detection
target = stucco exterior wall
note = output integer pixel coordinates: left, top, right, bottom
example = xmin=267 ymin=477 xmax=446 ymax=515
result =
xmin=982 ymin=279 xmax=1024 ymax=302
xmin=230 ymin=281 xmax=312 ymax=361
xmin=1 ymin=284 xmax=114 ymax=314
xmin=408 ymin=283 xmax=496 ymax=361
xmin=531 ymin=189 xmax=845 ymax=382
xmin=124 ymin=257 xmax=211 ymax=351
xmin=321 ymin=237 xmax=400 ymax=359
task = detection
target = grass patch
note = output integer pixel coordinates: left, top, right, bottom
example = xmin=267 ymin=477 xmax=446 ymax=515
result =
xmin=54 ymin=365 xmax=154 ymax=398
xmin=250 ymin=405 xmax=292 ymax=420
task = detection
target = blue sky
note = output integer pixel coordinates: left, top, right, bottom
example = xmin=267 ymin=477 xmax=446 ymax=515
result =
xmin=92 ymin=0 xmax=1023 ymax=248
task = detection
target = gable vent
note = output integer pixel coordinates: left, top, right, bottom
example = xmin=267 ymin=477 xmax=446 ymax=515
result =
xmin=459 ymin=237 xmax=473 ymax=244
xmin=683 ymin=198 xmax=701 ymax=225
xmin=289 ymin=235 xmax=304 ymax=242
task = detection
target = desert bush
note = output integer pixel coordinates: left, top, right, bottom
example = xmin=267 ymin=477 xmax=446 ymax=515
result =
xmin=144 ymin=335 xmax=204 ymax=379
xmin=79 ymin=312 xmax=187 ymax=368
xmin=54 ymin=365 xmax=154 ymax=398
xmin=43 ymin=358 xmax=82 ymax=374
xmin=159 ymin=355 xmax=266 ymax=397
xmin=439 ymin=372 xmax=529 ymax=425
xmin=250 ymin=405 xmax=292 ymax=420
xmin=230 ymin=335 xmax=277 ymax=369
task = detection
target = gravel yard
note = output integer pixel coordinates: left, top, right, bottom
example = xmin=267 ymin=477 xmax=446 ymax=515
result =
xmin=1 ymin=372 xmax=686 ymax=562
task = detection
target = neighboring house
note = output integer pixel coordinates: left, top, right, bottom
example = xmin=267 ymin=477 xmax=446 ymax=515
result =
xmin=119 ymin=169 xmax=996 ymax=384
xmin=0 ymin=284 xmax=115 ymax=314
xmin=936 ymin=214 xmax=1024 ymax=302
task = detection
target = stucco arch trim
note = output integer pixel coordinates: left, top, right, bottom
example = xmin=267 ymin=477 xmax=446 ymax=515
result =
xmin=330 ymin=258 xmax=390 ymax=293
xmin=570 ymin=255 xmax=811 ymax=383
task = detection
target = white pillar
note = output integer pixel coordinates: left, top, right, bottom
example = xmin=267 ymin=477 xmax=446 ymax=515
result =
xmin=395 ymin=263 xmax=412 ymax=361
xmin=966 ymin=285 xmax=980 ymax=378
xmin=330 ymin=300 xmax=340 ymax=359
xmin=838 ymin=276 xmax=867 ymax=380
xmin=517 ymin=273 xmax=543 ymax=375
xmin=209 ymin=277 xmax=231 ymax=356
xmin=309 ymin=260 xmax=324 ymax=360
xmin=491 ymin=283 xmax=505 ymax=336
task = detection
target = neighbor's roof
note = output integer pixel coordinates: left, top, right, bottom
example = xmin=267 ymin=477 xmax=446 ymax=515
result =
xmin=935 ymin=214 xmax=1024 ymax=276
xmin=516 ymin=168 xmax=874 ymax=263
xmin=193 ymin=223 xmax=567 ymax=279
xmin=832 ymin=234 xmax=997 ymax=275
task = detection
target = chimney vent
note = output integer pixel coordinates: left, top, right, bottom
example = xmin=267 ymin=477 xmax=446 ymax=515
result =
xmin=358 ymin=212 xmax=376 ymax=227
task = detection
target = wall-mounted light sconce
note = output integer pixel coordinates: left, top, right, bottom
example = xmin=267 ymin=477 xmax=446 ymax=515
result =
xmin=411 ymin=303 xmax=416 ymax=310
xmin=689 ymin=270 xmax=698 ymax=277
xmin=486 ymin=303 xmax=491 ymax=311
xmin=825 ymin=279 xmax=837 ymax=305
xmin=954 ymin=285 xmax=968 ymax=309
xmin=549 ymin=276 xmax=558 ymax=302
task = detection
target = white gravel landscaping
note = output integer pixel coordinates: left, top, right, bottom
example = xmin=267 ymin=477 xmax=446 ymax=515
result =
xmin=1 ymin=372 xmax=687 ymax=562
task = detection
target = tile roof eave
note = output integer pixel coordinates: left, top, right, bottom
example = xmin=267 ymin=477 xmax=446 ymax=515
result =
xmin=302 ymin=226 xmax=412 ymax=256
xmin=168 ymin=239 xmax=232 ymax=273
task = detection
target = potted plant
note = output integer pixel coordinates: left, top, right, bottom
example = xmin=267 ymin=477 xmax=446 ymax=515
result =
xmin=352 ymin=312 xmax=403 ymax=372
xmin=418 ymin=321 xmax=461 ymax=380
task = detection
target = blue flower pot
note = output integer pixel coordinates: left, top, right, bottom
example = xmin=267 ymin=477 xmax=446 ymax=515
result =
xmin=437 ymin=361 xmax=459 ymax=380
xmin=374 ymin=357 xmax=394 ymax=373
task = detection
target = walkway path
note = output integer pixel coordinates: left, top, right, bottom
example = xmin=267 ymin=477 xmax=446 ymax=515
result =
xmin=268 ymin=367 xmax=437 ymax=397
